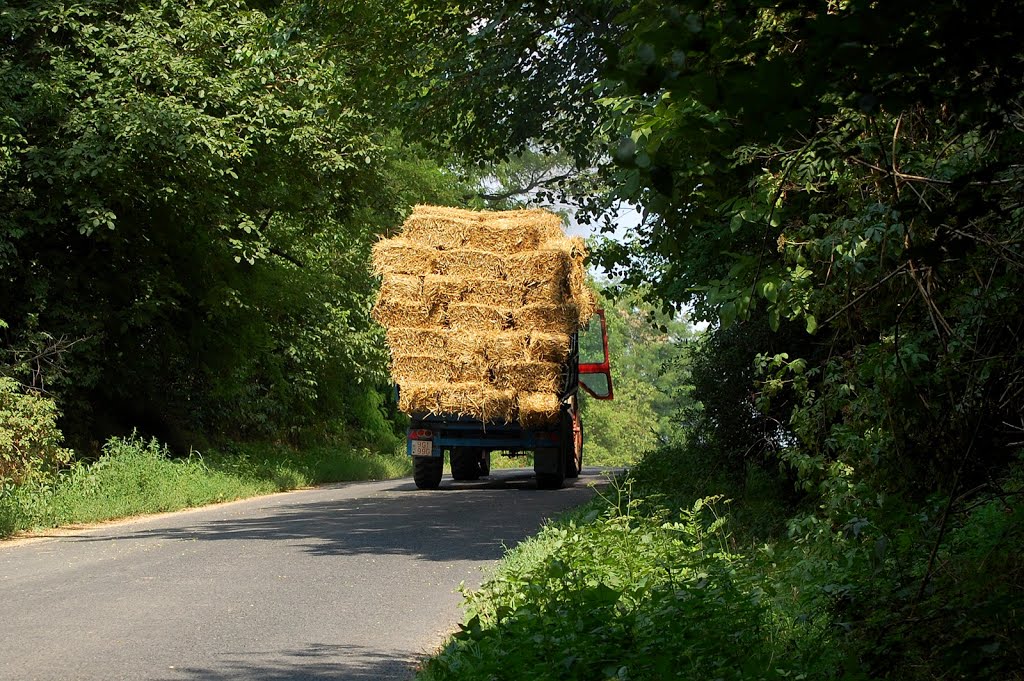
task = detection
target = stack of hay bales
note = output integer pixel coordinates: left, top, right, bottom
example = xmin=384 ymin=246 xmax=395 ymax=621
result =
xmin=372 ymin=205 xmax=595 ymax=427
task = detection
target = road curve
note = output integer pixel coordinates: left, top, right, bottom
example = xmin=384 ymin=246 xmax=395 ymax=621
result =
xmin=0 ymin=468 xmax=611 ymax=681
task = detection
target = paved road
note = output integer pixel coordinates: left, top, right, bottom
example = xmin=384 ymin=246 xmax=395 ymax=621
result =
xmin=0 ymin=468 xmax=610 ymax=681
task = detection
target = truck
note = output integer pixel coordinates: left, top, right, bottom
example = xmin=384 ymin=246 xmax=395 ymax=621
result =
xmin=406 ymin=309 xmax=614 ymax=490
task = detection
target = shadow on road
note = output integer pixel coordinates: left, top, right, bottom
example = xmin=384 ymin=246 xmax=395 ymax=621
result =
xmin=156 ymin=643 xmax=414 ymax=681
xmin=63 ymin=471 xmax=603 ymax=564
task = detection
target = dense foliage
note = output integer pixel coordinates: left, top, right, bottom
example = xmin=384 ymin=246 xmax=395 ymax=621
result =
xmin=412 ymin=0 xmax=1024 ymax=677
xmin=0 ymin=1 xmax=466 ymax=451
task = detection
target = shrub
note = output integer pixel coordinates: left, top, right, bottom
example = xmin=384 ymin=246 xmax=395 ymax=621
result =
xmin=0 ymin=378 xmax=71 ymax=482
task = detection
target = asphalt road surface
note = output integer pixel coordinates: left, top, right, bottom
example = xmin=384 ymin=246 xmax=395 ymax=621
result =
xmin=0 ymin=467 xmax=611 ymax=681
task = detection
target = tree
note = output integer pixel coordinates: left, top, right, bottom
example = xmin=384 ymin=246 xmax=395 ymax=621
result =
xmin=0 ymin=1 xmax=470 ymax=449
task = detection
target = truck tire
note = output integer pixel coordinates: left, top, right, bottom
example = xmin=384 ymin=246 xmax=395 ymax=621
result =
xmin=535 ymin=446 xmax=566 ymax=489
xmin=479 ymin=451 xmax=491 ymax=477
xmin=451 ymin=447 xmax=482 ymax=481
xmin=413 ymin=457 xmax=443 ymax=489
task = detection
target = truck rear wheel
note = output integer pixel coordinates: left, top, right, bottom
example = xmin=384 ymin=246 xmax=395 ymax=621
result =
xmin=535 ymin=446 xmax=566 ymax=489
xmin=413 ymin=457 xmax=443 ymax=489
xmin=451 ymin=447 xmax=482 ymax=481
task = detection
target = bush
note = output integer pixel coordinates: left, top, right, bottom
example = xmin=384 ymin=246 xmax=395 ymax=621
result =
xmin=0 ymin=378 xmax=71 ymax=482
xmin=419 ymin=489 xmax=814 ymax=681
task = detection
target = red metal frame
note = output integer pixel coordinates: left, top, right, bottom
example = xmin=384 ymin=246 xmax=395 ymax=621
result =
xmin=578 ymin=309 xmax=614 ymax=400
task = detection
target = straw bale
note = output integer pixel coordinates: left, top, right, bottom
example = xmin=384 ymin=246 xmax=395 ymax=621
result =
xmin=445 ymin=329 xmax=488 ymax=359
xmin=512 ymin=303 xmax=578 ymax=335
xmin=493 ymin=360 xmax=563 ymax=393
xmin=484 ymin=332 xmax=529 ymax=363
xmin=522 ymin=279 xmax=566 ymax=306
xmin=378 ymin=274 xmax=423 ymax=303
xmin=527 ymin=332 xmax=571 ymax=364
xmin=571 ymin=284 xmax=597 ymax=326
xmin=462 ymin=279 xmax=525 ymax=307
xmin=446 ymin=356 xmax=490 ymax=383
xmin=400 ymin=381 xmax=515 ymax=422
xmin=401 ymin=214 xmax=472 ymax=250
xmin=412 ymin=205 xmax=488 ymax=222
xmin=517 ymin=391 xmax=562 ymax=428
xmin=447 ymin=303 xmax=511 ymax=332
xmin=485 ymin=209 xmax=564 ymax=236
xmin=397 ymin=382 xmax=443 ymax=415
xmin=436 ymin=249 xmax=506 ymax=279
xmin=438 ymin=384 xmax=515 ymax=423
xmin=461 ymin=222 xmax=544 ymax=253
xmin=372 ymin=299 xmax=439 ymax=328
xmin=391 ymin=354 xmax=447 ymax=383
xmin=386 ymin=327 xmax=447 ymax=355
xmin=423 ymin=275 xmax=470 ymax=306
xmin=505 ymin=249 xmax=570 ymax=285
xmin=371 ymin=238 xmax=437 ymax=276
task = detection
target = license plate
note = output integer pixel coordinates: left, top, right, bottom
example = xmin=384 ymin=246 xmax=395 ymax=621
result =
xmin=411 ymin=440 xmax=433 ymax=457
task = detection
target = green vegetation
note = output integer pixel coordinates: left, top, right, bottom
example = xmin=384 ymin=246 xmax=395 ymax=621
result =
xmin=0 ymin=434 xmax=409 ymax=538
xmin=420 ymin=448 xmax=1024 ymax=681
xmin=411 ymin=1 xmax=1024 ymax=678
xmin=2 ymin=1 xmax=1022 ymax=675
xmin=579 ymin=289 xmax=693 ymax=466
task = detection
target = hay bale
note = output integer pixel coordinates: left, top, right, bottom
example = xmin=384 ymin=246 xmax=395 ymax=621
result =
xmin=386 ymin=328 xmax=447 ymax=355
xmin=400 ymin=381 xmax=515 ymax=422
xmin=391 ymin=354 xmax=446 ymax=383
xmin=447 ymin=303 xmax=511 ymax=331
xmin=512 ymin=303 xmax=578 ymax=335
xmin=446 ymin=356 xmax=490 ymax=383
xmin=371 ymin=238 xmax=437 ymax=276
xmin=505 ymin=249 xmax=570 ymax=285
xmin=445 ymin=329 xmax=489 ymax=359
xmin=397 ymin=382 xmax=443 ymax=415
xmin=401 ymin=214 xmax=472 ymax=249
xmin=372 ymin=299 xmax=439 ymax=328
xmin=423 ymin=275 xmax=469 ymax=306
xmin=523 ymin=279 xmax=566 ymax=305
xmin=517 ymin=391 xmax=562 ymax=428
xmin=571 ymin=284 xmax=597 ymax=327
xmin=493 ymin=360 xmax=563 ymax=393
xmin=461 ymin=222 xmax=544 ymax=253
xmin=462 ymin=279 xmax=525 ymax=307
xmin=527 ymin=332 xmax=571 ymax=364
xmin=562 ymin=236 xmax=596 ymax=326
xmin=436 ymin=249 xmax=506 ymax=279
xmin=486 ymin=209 xmax=565 ymax=238
xmin=436 ymin=383 xmax=515 ymax=422
xmin=376 ymin=206 xmax=594 ymax=421
xmin=484 ymin=332 xmax=529 ymax=363
xmin=378 ymin=274 xmax=423 ymax=302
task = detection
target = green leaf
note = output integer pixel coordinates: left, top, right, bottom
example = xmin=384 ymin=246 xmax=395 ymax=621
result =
xmin=720 ymin=301 xmax=737 ymax=328
xmin=805 ymin=315 xmax=817 ymax=334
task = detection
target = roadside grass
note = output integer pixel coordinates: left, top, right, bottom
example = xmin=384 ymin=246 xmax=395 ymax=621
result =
xmin=0 ymin=435 xmax=410 ymax=539
xmin=417 ymin=445 xmax=1024 ymax=681
xmin=417 ymin=477 xmax=826 ymax=681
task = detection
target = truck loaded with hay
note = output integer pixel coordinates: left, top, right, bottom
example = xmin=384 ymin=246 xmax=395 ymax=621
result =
xmin=372 ymin=205 xmax=614 ymax=490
